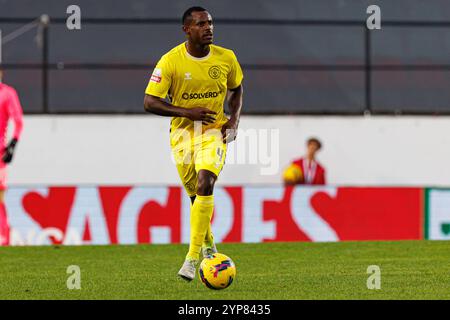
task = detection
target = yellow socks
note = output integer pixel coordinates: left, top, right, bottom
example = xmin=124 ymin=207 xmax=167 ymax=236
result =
xmin=186 ymin=195 xmax=214 ymax=261
xmin=189 ymin=198 xmax=216 ymax=249
xmin=203 ymin=224 xmax=214 ymax=248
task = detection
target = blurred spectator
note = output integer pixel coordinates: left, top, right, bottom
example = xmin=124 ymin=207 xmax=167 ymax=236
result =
xmin=283 ymin=137 xmax=326 ymax=185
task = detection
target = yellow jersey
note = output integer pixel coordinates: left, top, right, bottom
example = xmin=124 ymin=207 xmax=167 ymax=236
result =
xmin=145 ymin=42 xmax=243 ymax=146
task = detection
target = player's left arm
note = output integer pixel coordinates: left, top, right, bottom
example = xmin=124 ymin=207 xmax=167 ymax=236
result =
xmin=3 ymin=88 xmax=24 ymax=164
xmin=222 ymin=51 xmax=244 ymax=144
xmin=221 ymin=84 xmax=243 ymax=143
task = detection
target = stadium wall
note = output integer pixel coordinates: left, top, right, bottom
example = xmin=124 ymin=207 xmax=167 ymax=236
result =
xmin=6 ymin=185 xmax=449 ymax=246
xmin=8 ymin=115 xmax=450 ymax=186
xmin=3 ymin=0 xmax=450 ymax=114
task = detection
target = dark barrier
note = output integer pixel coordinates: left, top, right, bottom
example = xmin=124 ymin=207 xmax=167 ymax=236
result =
xmin=1 ymin=2 xmax=450 ymax=115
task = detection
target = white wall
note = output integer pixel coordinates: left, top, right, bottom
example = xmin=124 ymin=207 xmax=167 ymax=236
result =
xmin=7 ymin=115 xmax=450 ymax=186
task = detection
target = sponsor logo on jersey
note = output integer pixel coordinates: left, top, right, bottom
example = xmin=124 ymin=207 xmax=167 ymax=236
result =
xmin=181 ymin=91 xmax=221 ymax=100
xmin=150 ymin=68 xmax=162 ymax=83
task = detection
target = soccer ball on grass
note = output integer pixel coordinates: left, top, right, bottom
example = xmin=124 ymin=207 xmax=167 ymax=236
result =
xmin=198 ymin=253 xmax=236 ymax=290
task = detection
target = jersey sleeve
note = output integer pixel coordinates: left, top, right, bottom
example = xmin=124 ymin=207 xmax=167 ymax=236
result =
xmin=227 ymin=51 xmax=244 ymax=90
xmin=8 ymin=88 xmax=24 ymax=140
xmin=145 ymin=55 xmax=173 ymax=99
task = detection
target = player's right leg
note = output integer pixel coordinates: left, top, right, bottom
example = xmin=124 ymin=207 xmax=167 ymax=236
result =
xmin=173 ymin=132 xmax=225 ymax=281
xmin=176 ymin=170 xmax=218 ymax=281
xmin=190 ymin=195 xmax=216 ymax=258
xmin=184 ymin=169 xmax=216 ymax=268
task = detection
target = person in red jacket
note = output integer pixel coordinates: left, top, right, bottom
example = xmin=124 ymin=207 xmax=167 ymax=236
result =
xmin=283 ymin=137 xmax=326 ymax=185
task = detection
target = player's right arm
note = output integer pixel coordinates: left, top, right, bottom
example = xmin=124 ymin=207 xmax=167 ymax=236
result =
xmin=143 ymin=55 xmax=216 ymax=124
xmin=144 ymin=95 xmax=216 ymax=124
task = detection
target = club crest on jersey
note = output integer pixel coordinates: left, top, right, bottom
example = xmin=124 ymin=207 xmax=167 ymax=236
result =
xmin=184 ymin=72 xmax=192 ymax=80
xmin=208 ymin=66 xmax=221 ymax=79
xmin=150 ymin=68 xmax=162 ymax=83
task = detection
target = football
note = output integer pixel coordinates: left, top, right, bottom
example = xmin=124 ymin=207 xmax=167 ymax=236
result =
xmin=199 ymin=253 xmax=236 ymax=290
xmin=282 ymin=163 xmax=303 ymax=184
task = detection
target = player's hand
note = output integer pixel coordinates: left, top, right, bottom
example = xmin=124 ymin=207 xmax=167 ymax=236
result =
xmin=221 ymin=119 xmax=238 ymax=144
xmin=2 ymin=138 xmax=17 ymax=164
xmin=184 ymin=107 xmax=216 ymax=125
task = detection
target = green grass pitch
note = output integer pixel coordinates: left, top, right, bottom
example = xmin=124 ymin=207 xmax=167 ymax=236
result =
xmin=0 ymin=241 xmax=449 ymax=300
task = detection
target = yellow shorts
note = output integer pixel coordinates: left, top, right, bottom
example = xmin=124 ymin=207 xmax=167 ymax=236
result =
xmin=171 ymin=132 xmax=227 ymax=197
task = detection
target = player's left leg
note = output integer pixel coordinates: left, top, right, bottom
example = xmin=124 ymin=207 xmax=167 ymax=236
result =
xmin=202 ymin=224 xmax=217 ymax=257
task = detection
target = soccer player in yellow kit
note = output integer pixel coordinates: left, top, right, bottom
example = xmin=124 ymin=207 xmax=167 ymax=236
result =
xmin=144 ymin=6 xmax=243 ymax=281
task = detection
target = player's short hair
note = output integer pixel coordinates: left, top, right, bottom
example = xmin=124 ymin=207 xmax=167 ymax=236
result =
xmin=182 ymin=6 xmax=207 ymax=25
xmin=307 ymin=137 xmax=322 ymax=150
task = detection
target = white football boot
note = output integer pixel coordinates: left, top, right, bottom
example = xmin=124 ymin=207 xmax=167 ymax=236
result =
xmin=177 ymin=259 xmax=198 ymax=281
xmin=202 ymin=243 xmax=218 ymax=259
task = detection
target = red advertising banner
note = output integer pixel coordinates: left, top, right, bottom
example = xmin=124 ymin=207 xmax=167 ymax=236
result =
xmin=4 ymin=186 xmax=423 ymax=245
